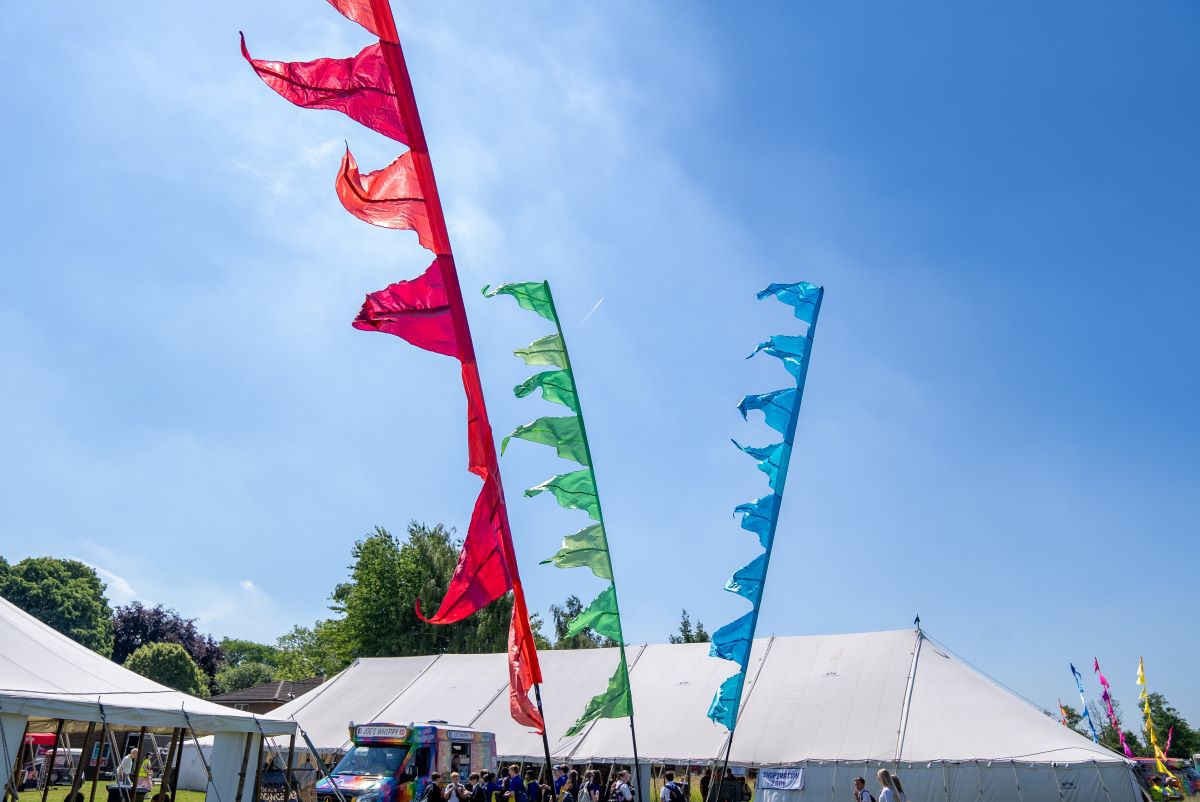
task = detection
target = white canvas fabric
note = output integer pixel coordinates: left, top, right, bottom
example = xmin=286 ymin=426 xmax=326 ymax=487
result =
xmin=0 ymin=595 xmax=294 ymax=736
xmin=272 ymin=628 xmax=1130 ymax=780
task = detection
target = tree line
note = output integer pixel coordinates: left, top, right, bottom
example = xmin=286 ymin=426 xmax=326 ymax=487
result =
xmin=1053 ymin=700 xmax=1199 ymax=762
xmin=0 ymin=522 xmax=707 ymax=699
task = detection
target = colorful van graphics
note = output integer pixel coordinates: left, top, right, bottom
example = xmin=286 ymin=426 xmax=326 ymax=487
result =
xmin=315 ymin=723 xmax=496 ymax=802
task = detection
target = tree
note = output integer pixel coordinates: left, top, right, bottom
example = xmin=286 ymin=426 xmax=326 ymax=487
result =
xmin=668 ymin=609 xmax=710 ymax=644
xmin=124 ymin=642 xmax=210 ymax=697
xmin=331 ymin=523 xmax=512 ymax=658
xmin=1145 ymin=692 xmax=1199 ymax=759
xmin=220 ymin=637 xmax=281 ymax=668
xmin=275 ymin=621 xmax=353 ymax=680
xmin=0 ymin=557 xmax=114 ymax=655
xmin=215 ymin=661 xmax=278 ymax=694
xmin=549 ymin=595 xmax=614 ymax=649
xmin=112 ymin=602 xmax=223 ymax=686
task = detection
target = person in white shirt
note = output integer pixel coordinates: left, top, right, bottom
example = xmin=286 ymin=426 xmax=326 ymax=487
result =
xmin=116 ymin=749 xmax=138 ymax=785
xmin=611 ymin=771 xmax=633 ymax=802
xmin=659 ymin=772 xmax=683 ymax=802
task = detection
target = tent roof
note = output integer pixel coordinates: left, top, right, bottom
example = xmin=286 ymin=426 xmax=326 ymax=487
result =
xmin=0 ymin=596 xmax=294 ymax=735
xmin=272 ymin=629 xmax=1123 ymax=766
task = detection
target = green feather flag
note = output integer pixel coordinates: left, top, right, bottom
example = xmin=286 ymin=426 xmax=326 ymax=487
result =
xmin=513 ymin=333 xmax=567 ymax=368
xmin=525 ymin=470 xmax=600 ymax=520
xmin=485 ymin=281 xmax=637 ymax=745
xmin=502 ymin=416 xmax=589 ymax=466
xmin=514 ymin=370 xmax=579 ymax=412
xmin=541 ymin=524 xmax=612 ymax=581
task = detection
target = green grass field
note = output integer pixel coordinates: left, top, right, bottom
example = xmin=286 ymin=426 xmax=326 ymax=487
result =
xmin=22 ymin=787 xmax=207 ymax=802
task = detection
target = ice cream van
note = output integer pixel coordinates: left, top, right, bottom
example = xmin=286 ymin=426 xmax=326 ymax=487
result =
xmin=315 ymin=722 xmax=496 ymax=802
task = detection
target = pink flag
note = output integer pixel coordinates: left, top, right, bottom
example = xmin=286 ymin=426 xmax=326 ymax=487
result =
xmin=352 ymin=261 xmax=457 ymax=357
xmin=336 ymin=148 xmax=435 ymax=252
xmin=241 ymin=35 xmax=408 ymax=144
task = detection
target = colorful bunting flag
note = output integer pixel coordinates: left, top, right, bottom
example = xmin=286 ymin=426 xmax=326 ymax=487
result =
xmin=708 ymin=282 xmax=824 ymax=731
xmin=484 ymin=281 xmax=637 ymax=742
xmin=1094 ymin=658 xmax=1133 ymax=757
xmin=1069 ymin=663 xmax=1099 ymax=743
xmin=243 ymin=0 xmax=546 ymax=731
xmin=1137 ymin=657 xmax=1173 ymax=777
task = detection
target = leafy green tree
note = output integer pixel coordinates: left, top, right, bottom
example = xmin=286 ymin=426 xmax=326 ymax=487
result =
xmin=1145 ymin=692 xmax=1199 ymax=759
xmin=112 ymin=602 xmax=223 ymax=685
xmin=549 ymin=595 xmax=613 ymax=649
xmin=274 ymin=621 xmax=353 ymax=680
xmin=215 ymin=661 xmax=278 ymax=694
xmin=668 ymin=609 xmax=710 ymax=644
xmin=332 ymin=524 xmax=512 ymax=657
xmin=219 ymin=637 xmax=282 ymax=668
xmin=0 ymin=557 xmax=114 ymax=655
xmin=529 ymin=612 xmax=551 ymax=651
xmin=124 ymin=642 xmax=210 ymax=697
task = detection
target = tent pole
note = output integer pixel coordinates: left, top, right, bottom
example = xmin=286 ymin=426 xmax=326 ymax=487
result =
xmin=3 ymin=720 xmax=28 ymax=802
xmin=284 ymin=733 xmax=297 ymax=802
xmin=131 ymin=727 xmax=148 ymax=802
xmin=70 ymin=722 xmax=97 ymax=802
xmin=160 ymin=729 xmax=179 ymax=800
xmin=41 ymin=719 xmax=64 ymax=802
xmin=170 ymin=728 xmax=185 ymax=800
xmin=298 ymin=728 xmax=348 ymax=802
xmin=89 ymin=724 xmax=107 ymax=802
xmin=233 ymin=733 xmax=254 ymax=802
xmin=251 ymin=730 xmax=267 ymax=802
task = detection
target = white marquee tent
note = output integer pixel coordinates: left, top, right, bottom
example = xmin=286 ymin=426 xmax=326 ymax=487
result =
xmin=0 ymin=595 xmax=295 ymax=802
xmin=271 ymin=629 xmax=1140 ymax=802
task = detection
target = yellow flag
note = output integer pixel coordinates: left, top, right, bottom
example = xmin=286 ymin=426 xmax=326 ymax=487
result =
xmin=1137 ymin=657 xmax=1145 ymax=685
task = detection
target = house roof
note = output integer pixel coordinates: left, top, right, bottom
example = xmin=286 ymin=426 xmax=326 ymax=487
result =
xmin=211 ymin=676 xmax=325 ymax=705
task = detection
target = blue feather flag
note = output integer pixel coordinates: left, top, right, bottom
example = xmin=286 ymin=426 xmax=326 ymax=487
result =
xmin=707 ymin=281 xmax=824 ymax=730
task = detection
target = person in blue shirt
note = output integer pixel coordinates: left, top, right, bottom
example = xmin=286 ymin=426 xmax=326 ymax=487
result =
xmin=524 ymin=770 xmax=543 ymax=802
xmin=554 ymin=766 xmax=569 ymax=798
xmin=504 ymin=766 xmax=526 ymax=802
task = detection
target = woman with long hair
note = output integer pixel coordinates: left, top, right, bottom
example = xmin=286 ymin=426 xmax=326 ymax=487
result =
xmin=875 ymin=769 xmax=905 ymax=802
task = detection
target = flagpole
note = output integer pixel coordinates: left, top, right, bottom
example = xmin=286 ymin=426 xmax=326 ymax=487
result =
xmin=540 ymin=283 xmax=643 ymax=801
xmin=707 ymin=288 xmax=824 ymax=801
xmin=364 ymin=0 xmax=554 ymax=751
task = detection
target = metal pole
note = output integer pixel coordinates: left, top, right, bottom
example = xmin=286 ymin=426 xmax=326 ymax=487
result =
xmin=532 ymin=684 xmax=555 ymax=795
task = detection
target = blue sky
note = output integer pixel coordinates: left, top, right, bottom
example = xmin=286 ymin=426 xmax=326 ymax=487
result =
xmin=2 ymin=1 xmax=1197 ymax=723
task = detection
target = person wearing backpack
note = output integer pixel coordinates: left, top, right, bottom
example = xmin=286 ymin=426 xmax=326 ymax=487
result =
xmin=421 ymin=774 xmax=446 ymax=802
xmin=660 ymin=772 xmax=686 ymax=802
xmin=852 ymin=777 xmax=875 ymax=802
xmin=609 ymin=771 xmax=633 ymax=802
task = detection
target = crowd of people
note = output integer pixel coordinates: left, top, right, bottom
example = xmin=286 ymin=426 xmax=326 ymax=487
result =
xmin=420 ymin=765 xmax=636 ymax=802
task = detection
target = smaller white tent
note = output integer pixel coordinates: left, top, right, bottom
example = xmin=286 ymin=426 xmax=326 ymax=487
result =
xmin=0 ymin=595 xmax=295 ymax=802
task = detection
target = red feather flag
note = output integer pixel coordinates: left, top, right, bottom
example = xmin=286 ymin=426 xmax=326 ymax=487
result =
xmin=240 ymin=35 xmax=408 ymax=144
xmin=326 ymin=0 xmax=382 ymax=37
xmin=244 ymin=0 xmax=545 ymax=732
xmin=336 ymin=148 xmax=435 ymax=252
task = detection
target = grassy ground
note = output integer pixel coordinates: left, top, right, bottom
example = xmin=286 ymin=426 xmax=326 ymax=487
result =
xmin=22 ymin=788 xmax=206 ymax=802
